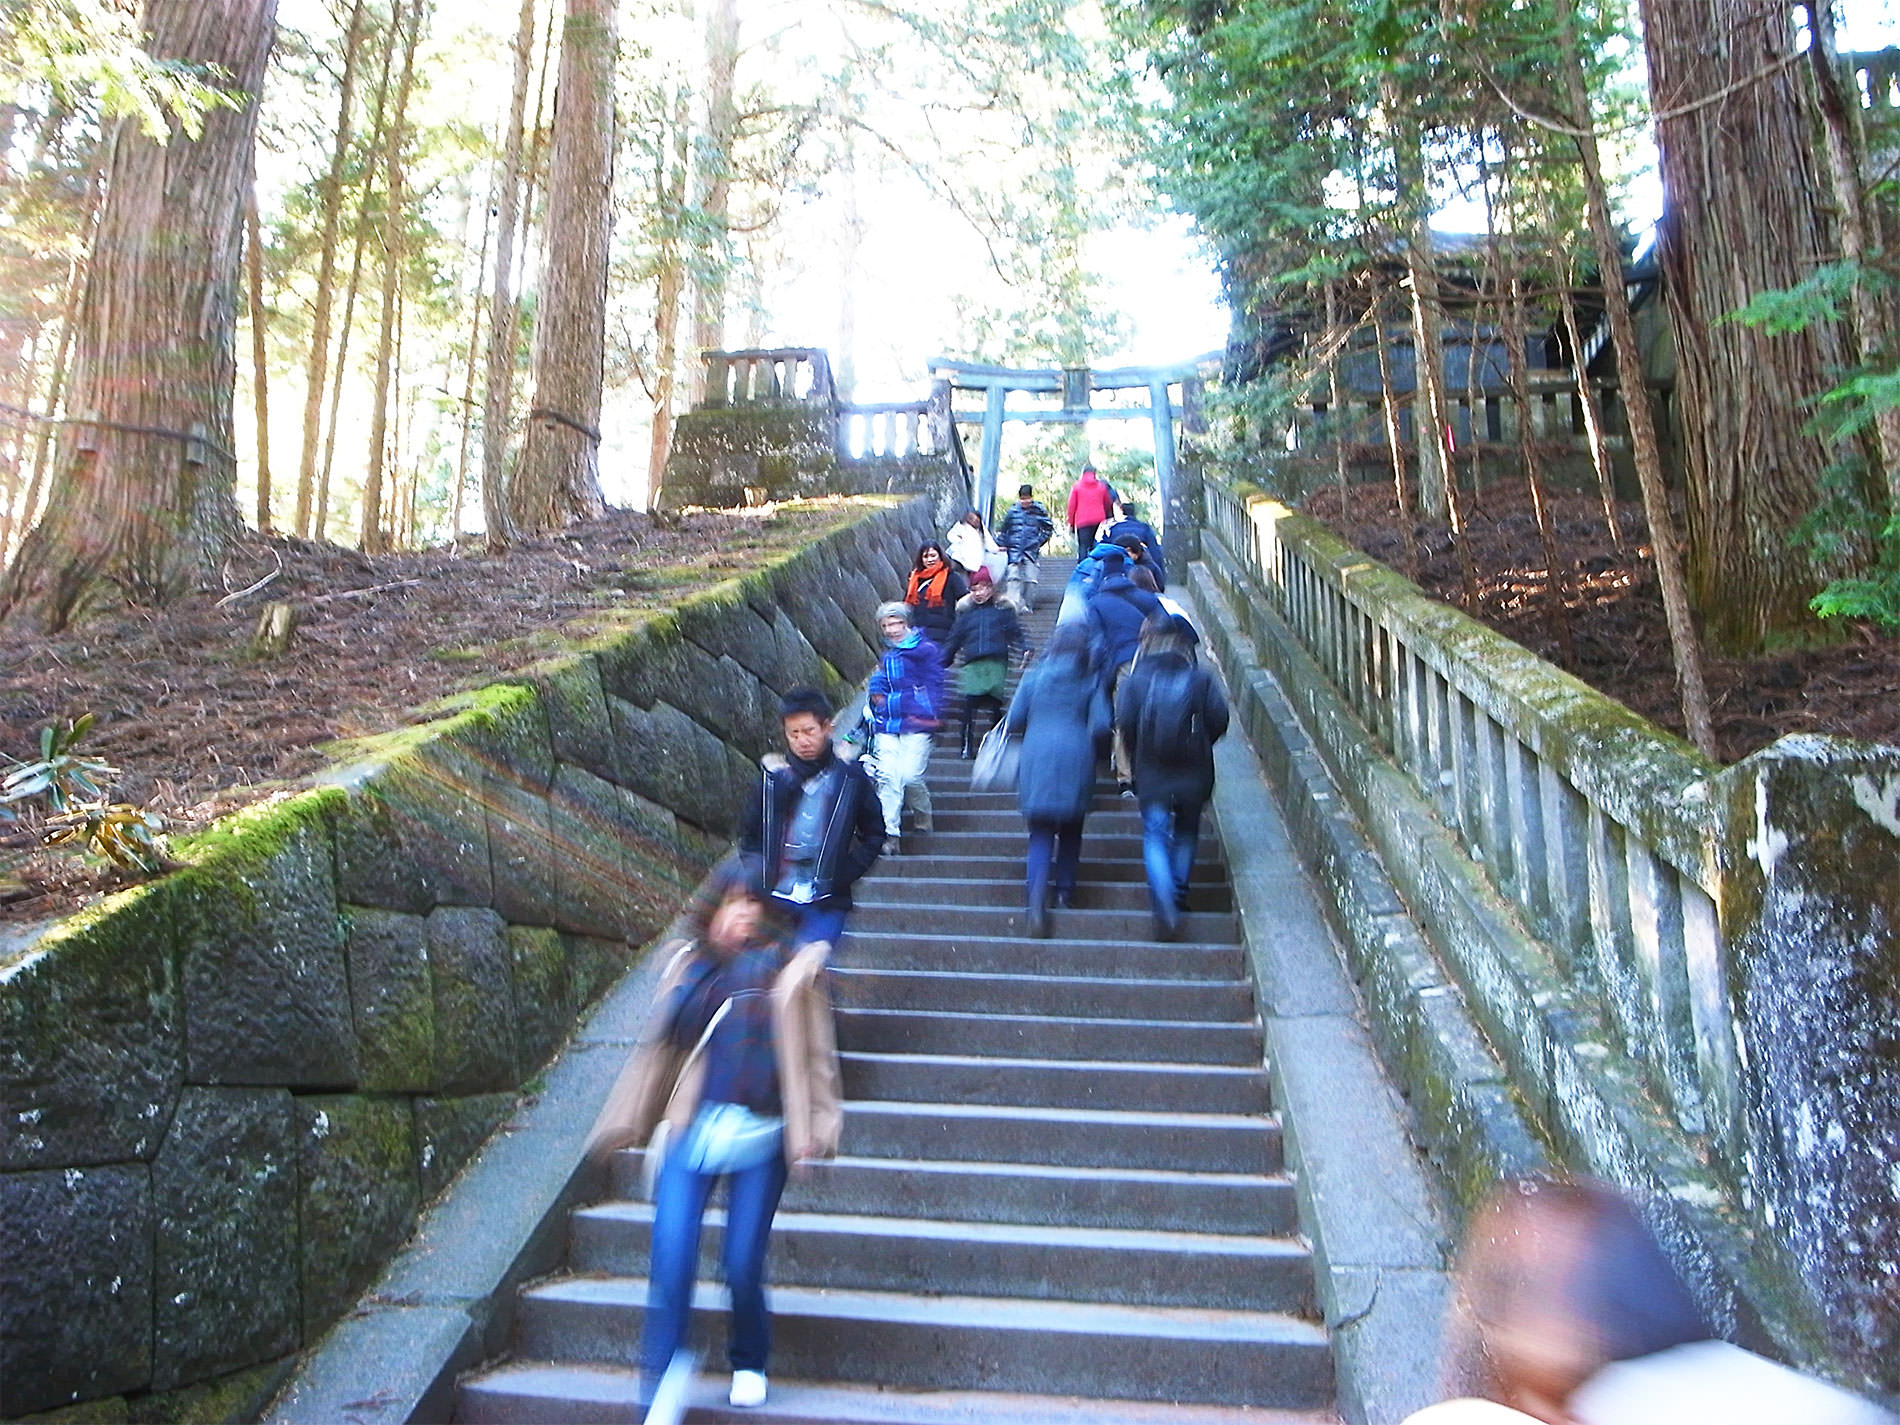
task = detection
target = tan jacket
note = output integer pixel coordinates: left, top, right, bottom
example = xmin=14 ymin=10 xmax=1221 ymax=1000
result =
xmin=584 ymin=938 xmax=843 ymax=1167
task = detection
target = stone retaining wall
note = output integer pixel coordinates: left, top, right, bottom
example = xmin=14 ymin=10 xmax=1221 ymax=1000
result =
xmin=0 ymin=497 xmax=936 ymax=1420
xmin=1194 ymin=471 xmax=1900 ymax=1402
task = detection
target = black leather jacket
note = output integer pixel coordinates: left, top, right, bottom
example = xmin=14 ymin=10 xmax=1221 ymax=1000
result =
xmin=737 ymin=748 xmax=885 ymax=908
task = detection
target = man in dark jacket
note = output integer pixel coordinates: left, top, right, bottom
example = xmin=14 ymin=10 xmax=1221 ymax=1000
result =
xmin=1115 ymin=615 xmax=1230 ymax=940
xmin=995 ymin=484 xmax=1054 ymax=611
xmin=738 ymin=688 xmax=885 ymax=947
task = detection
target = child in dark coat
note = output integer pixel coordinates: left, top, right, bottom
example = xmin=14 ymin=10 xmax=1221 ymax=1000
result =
xmin=938 ymin=566 xmax=1029 ymax=757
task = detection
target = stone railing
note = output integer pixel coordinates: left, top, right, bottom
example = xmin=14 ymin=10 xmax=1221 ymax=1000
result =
xmin=839 ymin=401 xmax=936 ymax=460
xmin=1198 ymin=471 xmax=1900 ymax=1397
xmin=700 ymin=347 xmax=837 ymax=408
xmin=0 ymin=496 xmax=939 ymax=1419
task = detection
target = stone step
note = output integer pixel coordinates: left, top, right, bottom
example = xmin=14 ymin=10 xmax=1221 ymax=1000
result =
xmin=459 ymin=1363 xmax=1339 ymax=1425
xmin=836 ymin=1007 xmax=1262 ymax=1067
xmin=832 ymin=931 xmax=1246 ymax=981
xmin=568 ymin=1205 xmax=1315 ymax=1313
xmin=509 ymin=1278 xmax=1333 ymax=1408
xmin=846 ymin=902 xmax=1240 ymax=943
xmin=923 ymin=808 xmax=1154 ymax=834
xmin=866 ymin=855 xmax=1226 ymax=887
xmin=605 ymin=1153 xmax=1300 ymax=1236
xmin=836 ymin=1099 xmax=1280 ymax=1175
xmin=887 ymin=831 xmax=1225 ymax=868
xmin=855 ymin=875 xmax=1233 ymax=913
xmin=832 ymin=968 xmax=1255 ymax=1023
xmin=839 ymin=1051 xmax=1271 ymax=1114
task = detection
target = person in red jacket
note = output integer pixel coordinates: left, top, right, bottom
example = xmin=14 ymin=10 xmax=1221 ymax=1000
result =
xmin=1065 ymin=465 xmax=1116 ymax=555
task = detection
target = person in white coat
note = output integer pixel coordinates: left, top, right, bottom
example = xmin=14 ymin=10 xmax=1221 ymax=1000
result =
xmin=946 ymin=509 xmax=1005 ymax=583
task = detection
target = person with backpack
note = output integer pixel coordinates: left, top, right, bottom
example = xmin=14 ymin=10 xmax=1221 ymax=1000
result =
xmin=1086 ymin=549 xmax=1164 ymax=684
xmin=1005 ymin=624 xmax=1111 ymax=937
xmin=1115 ymin=613 xmax=1229 ymax=940
xmin=995 ymin=483 xmax=1055 ymax=611
xmin=1104 ymin=502 xmax=1165 ymax=587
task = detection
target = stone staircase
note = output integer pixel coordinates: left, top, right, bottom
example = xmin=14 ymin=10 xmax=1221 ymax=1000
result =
xmin=456 ymin=559 xmax=1338 ymax=1423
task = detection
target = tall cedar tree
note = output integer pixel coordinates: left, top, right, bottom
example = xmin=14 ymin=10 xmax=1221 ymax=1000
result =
xmin=1 ymin=0 xmax=278 ymax=630
xmin=1640 ymin=0 xmax=1858 ymax=654
xmin=512 ymin=0 xmax=616 ymax=531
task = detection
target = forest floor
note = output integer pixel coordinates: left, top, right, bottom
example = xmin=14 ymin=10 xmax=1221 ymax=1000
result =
xmin=1302 ymin=480 xmax=1900 ymax=761
xmin=0 ymin=503 xmax=856 ymax=923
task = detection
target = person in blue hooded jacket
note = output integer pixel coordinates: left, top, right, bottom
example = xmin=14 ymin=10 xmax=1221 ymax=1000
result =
xmin=866 ymin=601 xmax=946 ymax=854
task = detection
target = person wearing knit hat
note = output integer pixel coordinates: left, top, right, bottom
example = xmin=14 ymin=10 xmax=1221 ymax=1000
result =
xmin=939 ymin=565 xmax=1030 ymax=757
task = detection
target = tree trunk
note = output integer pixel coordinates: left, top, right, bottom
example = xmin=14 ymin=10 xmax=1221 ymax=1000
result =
xmin=1552 ymin=0 xmax=1715 ymax=752
xmin=1504 ymin=266 xmax=1574 ymax=657
xmin=511 ymin=0 xmax=616 ymax=533
xmin=1385 ymin=76 xmax=1455 ymax=520
xmin=451 ymin=185 xmax=493 ymax=539
xmin=482 ymin=0 xmax=539 ymax=551
xmin=245 ymin=173 xmax=272 ymax=531
xmin=316 ymin=1 xmax=404 ymax=543
xmin=1803 ymin=0 xmax=1900 ymax=511
xmin=1639 ymin=0 xmax=1854 ymax=654
xmin=1325 ymin=281 xmax=1350 ymax=513
xmin=361 ymin=0 xmax=424 ymax=554
xmin=1 ymin=0 xmax=278 ymax=630
xmin=646 ymin=84 xmax=691 ymax=510
xmin=689 ymin=0 xmax=740 ymax=397
xmin=293 ymin=0 xmax=367 ymax=538
xmin=1371 ymin=302 xmax=1417 ymax=577
xmin=1556 ymin=249 xmax=1623 ymax=550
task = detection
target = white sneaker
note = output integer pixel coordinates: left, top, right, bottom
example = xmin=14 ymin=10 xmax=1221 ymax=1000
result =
xmin=729 ymin=1369 xmax=768 ymax=1408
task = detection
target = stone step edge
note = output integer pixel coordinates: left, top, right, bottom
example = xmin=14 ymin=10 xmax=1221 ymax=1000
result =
xmin=460 ymin=1361 xmax=1340 ymax=1424
xmin=572 ymin=1201 xmax=1311 ymax=1259
xmin=523 ymin=1276 xmax=1329 ymax=1345
xmin=838 ymin=1050 xmax=1268 ymax=1077
xmin=607 ymin=1150 xmax=1293 ymax=1190
xmin=838 ymin=1007 xmax=1262 ymax=1037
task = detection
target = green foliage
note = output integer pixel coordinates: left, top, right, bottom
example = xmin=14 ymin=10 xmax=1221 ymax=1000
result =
xmin=0 ymin=0 xmax=238 ymax=139
xmin=1 ymin=714 xmax=167 ymax=873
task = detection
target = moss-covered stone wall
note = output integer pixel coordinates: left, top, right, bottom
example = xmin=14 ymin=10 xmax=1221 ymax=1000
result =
xmin=0 ymin=496 xmax=936 ymax=1420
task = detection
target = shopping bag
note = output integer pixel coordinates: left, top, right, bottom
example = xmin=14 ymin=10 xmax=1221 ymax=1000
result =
xmin=970 ymin=719 xmax=1020 ymax=792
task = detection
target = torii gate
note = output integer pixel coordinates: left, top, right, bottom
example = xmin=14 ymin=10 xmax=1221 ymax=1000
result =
xmin=931 ymin=356 xmax=1214 ymax=528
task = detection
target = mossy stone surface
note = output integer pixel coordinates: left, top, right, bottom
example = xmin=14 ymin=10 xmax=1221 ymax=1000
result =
xmin=121 ymin=1357 xmax=295 ymax=1425
xmin=507 ymin=923 xmax=574 ymax=1075
xmin=151 ymin=1088 xmax=298 ymax=1389
xmin=563 ymin=932 xmax=639 ymax=1008
xmin=341 ymin=907 xmax=435 ymax=1094
xmin=413 ymin=1092 xmax=516 ymax=1201
xmin=296 ymin=1094 xmax=418 ymax=1337
xmin=0 ymin=1164 xmax=153 ymax=1415
xmin=1 ymin=884 xmax=180 ymax=1171
xmin=594 ymin=617 xmax=686 ymax=711
xmin=839 ymin=565 xmax=889 ymax=645
xmin=483 ymin=773 xmax=559 ymax=927
xmin=171 ymin=798 xmax=358 ymax=1089
xmin=429 ymin=681 xmax=554 ymax=795
xmin=765 ymin=605 xmax=826 ymax=693
xmin=676 ymin=595 xmax=785 ymax=695
xmin=606 ymin=697 xmax=704 ymax=825
xmin=426 ymin=907 xmax=518 ymax=1094
xmin=507 ymin=654 xmax=622 ymax=785
xmin=323 ymin=730 xmax=493 ymax=913
xmin=543 ymin=764 xmax=639 ymax=940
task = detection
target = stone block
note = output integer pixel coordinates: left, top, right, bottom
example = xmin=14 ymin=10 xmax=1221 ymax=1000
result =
xmin=342 ymin=907 xmax=435 ymax=1093
xmin=770 ymin=569 xmax=877 ymax=678
xmin=605 ymin=696 xmax=695 ymax=820
xmin=172 ymin=797 xmax=359 ymax=1089
xmin=1 ymin=887 xmax=180 ymax=1171
xmin=564 ymin=932 xmax=640 ymax=1008
xmin=414 ymin=1093 xmax=516 ymax=1202
xmin=505 ymin=654 xmax=621 ymax=785
xmin=436 ymin=682 xmax=554 ymax=795
xmin=545 ymin=764 xmax=640 ymax=940
xmin=839 ymin=566 xmax=888 ymax=644
xmin=483 ymin=773 xmax=559 ymax=927
xmin=0 ymin=1164 xmax=153 ymax=1415
xmin=426 ymin=907 xmax=518 ymax=1094
xmin=325 ymin=732 xmax=492 ymax=913
xmin=152 ymin=1088 xmax=298 ymax=1389
xmin=595 ymin=616 xmax=689 ymax=710
xmin=766 ymin=605 xmax=827 ymax=692
xmin=676 ymin=595 xmax=785 ymax=695
xmin=507 ymin=924 xmax=574 ymax=1076
xmin=296 ymin=1095 xmax=418 ymax=1337
xmin=127 ymin=1357 xmax=296 ymax=1425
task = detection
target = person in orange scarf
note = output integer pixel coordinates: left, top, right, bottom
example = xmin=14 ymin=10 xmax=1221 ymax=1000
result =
xmin=903 ymin=541 xmax=968 ymax=646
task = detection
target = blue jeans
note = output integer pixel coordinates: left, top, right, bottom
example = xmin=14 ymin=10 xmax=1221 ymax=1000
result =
xmin=1139 ymin=797 xmax=1202 ymax=918
xmin=641 ymin=1117 xmax=789 ymax=1378
xmin=1026 ymin=817 xmax=1084 ymax=907
xmin=784 ymin=898 xmax=848 ymax=949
